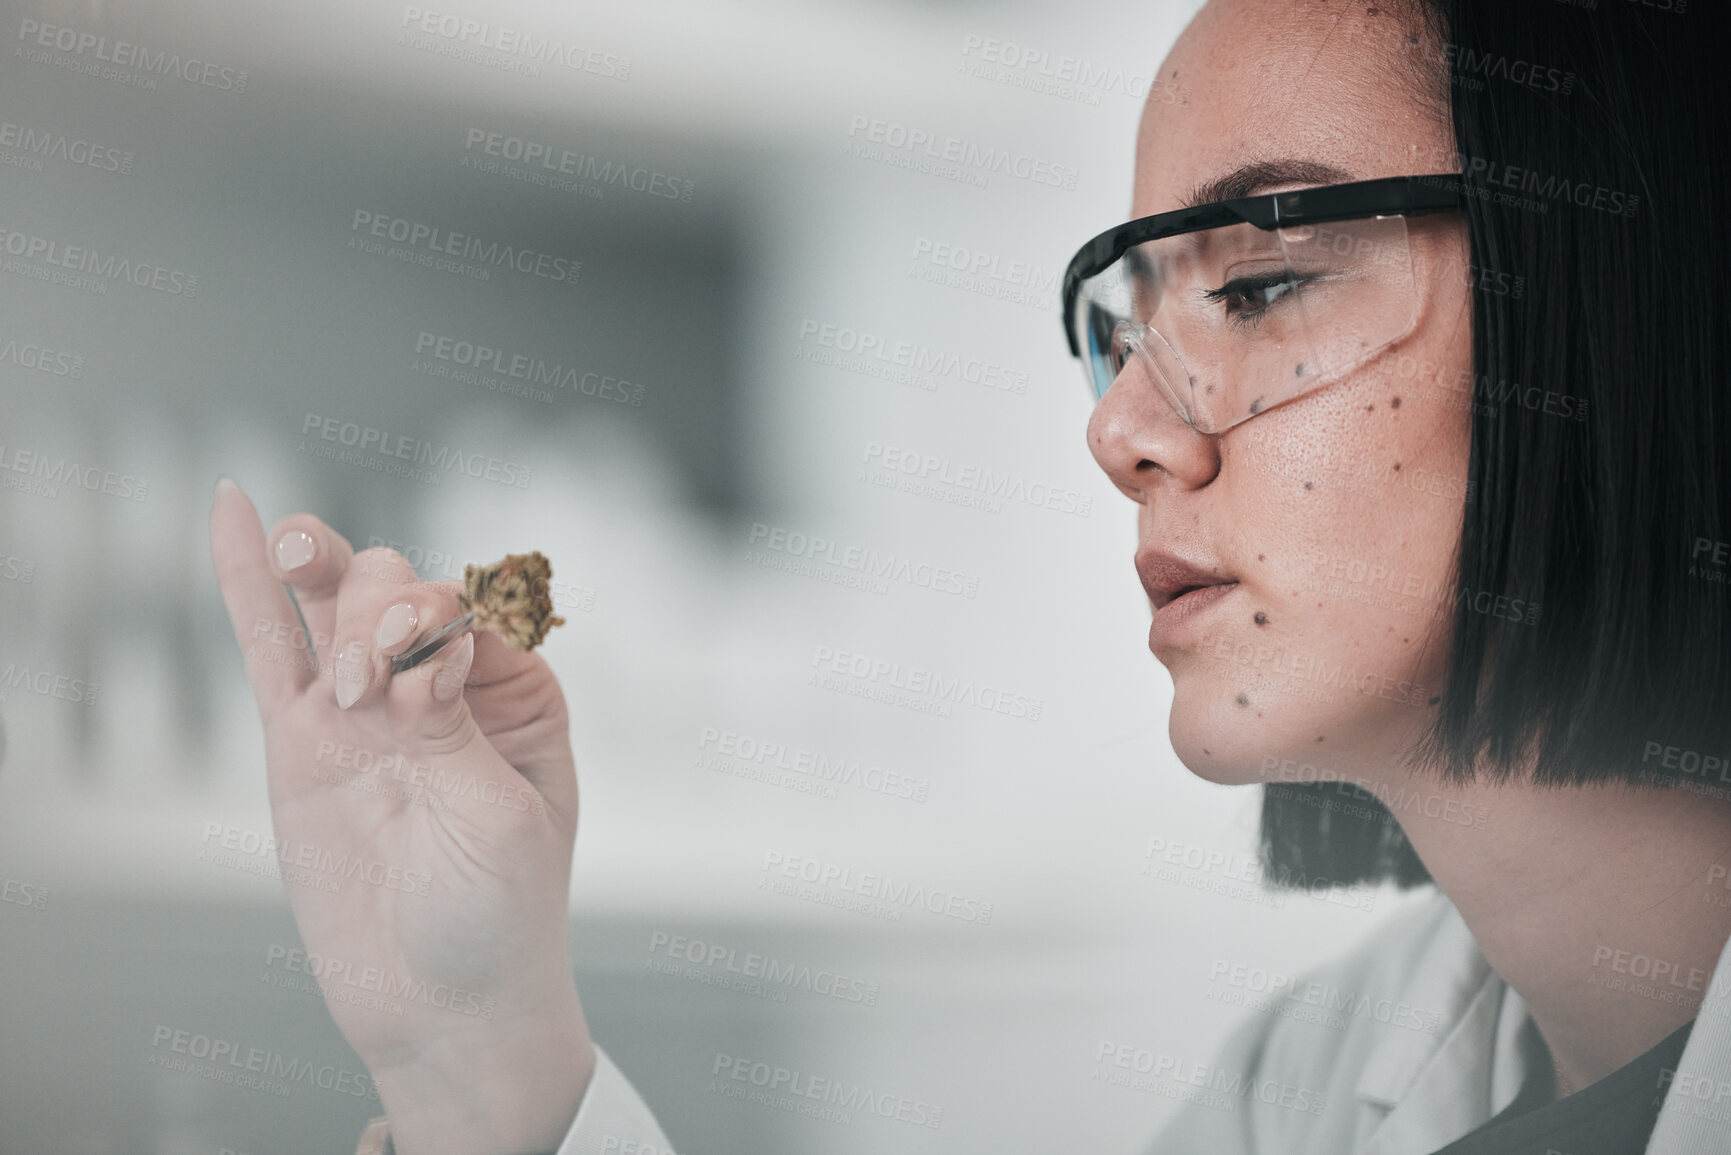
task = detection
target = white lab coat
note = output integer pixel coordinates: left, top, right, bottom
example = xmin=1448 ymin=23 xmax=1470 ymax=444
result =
xmin=1142 ymin=890 xmax=1731 ymax=1154
xmin=359 ymin=888 xmax=1731 ymax=1154
xmin=351 ymin=1042 xmax=673 ymax=1155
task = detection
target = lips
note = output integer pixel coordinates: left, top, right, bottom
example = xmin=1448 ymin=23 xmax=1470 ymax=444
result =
xmin=1135 ymin=550 xmax=1237 ymax=612
xmin=1139 ymin=550 xmax=1240 ymax=652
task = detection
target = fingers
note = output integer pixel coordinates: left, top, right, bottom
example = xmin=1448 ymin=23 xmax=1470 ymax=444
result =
xmin=215 ymin=489 xmax=550 ymax=732
xmin=210 ymin=478 xmax=320 ymax=706
xmin=263 ymin=512 xmax=356 ymax=659
xmin=330 ymin=564 xmax=466 ymax=711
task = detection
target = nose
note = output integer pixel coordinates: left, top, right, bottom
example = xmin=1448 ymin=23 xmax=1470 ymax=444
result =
xmin=1086 ymin=353 xmax=1222 ymax=501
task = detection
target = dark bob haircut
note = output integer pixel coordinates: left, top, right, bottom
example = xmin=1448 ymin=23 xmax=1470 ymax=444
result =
xmin=1261 ymin=0 xmax=1731 ymax=890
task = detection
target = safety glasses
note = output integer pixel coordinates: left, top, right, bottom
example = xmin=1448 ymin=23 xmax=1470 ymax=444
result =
xmin=1061 ymin=175 xmax=1467 ymax=433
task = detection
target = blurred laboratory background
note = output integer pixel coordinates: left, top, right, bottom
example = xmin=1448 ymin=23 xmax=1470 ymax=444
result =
xmin=0 ymin=0 xmax=1428 ymax=1151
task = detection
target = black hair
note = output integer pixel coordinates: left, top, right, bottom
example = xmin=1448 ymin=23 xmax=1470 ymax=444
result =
xmin=1261 ymin=0 xmax=1731 ymax=890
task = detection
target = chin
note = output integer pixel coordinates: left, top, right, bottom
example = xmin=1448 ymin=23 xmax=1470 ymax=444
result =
xmin=1165 ymin=670 xmax=1347 ymax=787
xmin=1166 ymin=677 xmax=1277 ymax=786
xmin=1164 ymin=661 xmax=1439 ymax=794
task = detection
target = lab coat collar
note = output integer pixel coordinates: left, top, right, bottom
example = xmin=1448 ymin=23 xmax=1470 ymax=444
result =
xmin=1645 ymin=926 xmax=1731 ymax=1154
xmin=1353 ymin=898 xmax=1520 ymax=1153
xmin=1350 ymin=893 xmax=1731 ymax=1155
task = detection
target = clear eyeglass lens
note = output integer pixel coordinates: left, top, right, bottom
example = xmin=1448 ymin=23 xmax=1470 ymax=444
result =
xmin=1072 ymin=214 xmax=1419 ymax=432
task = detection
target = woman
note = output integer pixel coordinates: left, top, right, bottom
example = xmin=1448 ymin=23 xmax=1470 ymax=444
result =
xmin=208 ymin=0 xmax=1731 ymax=1151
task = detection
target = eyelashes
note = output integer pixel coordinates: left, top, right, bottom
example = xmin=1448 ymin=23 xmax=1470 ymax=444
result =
xmin=1200 ymin=270 xmax=1309 ymax=327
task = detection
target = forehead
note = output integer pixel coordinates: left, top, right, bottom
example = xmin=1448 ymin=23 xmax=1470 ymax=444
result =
xmin=1133 ymin=0 xmax=1448 ymax=218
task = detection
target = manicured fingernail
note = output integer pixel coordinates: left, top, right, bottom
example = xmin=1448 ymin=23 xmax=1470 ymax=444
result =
xmin=432 ymin=633 xmax=474 ymax=702
xmin=276 ymin=530 xmax=316 ymax=573
xmin=375 ymin=603 xmax=419 ymax=649
xmin=334 ymin=641 xmax=369 ymax=709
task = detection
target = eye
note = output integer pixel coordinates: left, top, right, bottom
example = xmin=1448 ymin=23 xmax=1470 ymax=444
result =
xmin=1108 ymin=320 xmax=1140 ymax=369
xmin=1202 ymin=270 xmax=1306 ymax=326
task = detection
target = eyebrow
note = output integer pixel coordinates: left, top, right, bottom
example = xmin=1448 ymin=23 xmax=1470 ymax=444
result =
xmin=1183 ymin=159 xmax=1356 ymax=209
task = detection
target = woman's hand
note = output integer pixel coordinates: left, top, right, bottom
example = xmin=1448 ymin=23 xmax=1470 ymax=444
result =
xmin=208 ymin=478 xmax=594 ymax=1155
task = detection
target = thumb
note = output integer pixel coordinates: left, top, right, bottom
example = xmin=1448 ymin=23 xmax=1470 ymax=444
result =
xmin=384 ymin=633 xmax=547 ymax=823
xmin=387 ymin=631 xmax=485 ymax=753
xmin=385 ymin=632 xmax=576 ymax=837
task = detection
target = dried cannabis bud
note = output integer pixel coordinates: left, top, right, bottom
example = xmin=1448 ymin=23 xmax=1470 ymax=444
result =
xmin=459 ymin=551 xmax=567 ymax=651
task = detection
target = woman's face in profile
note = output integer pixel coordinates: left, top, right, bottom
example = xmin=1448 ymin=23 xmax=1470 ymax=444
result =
xmin=1088 ymin=0 xmax=1475 ymax=787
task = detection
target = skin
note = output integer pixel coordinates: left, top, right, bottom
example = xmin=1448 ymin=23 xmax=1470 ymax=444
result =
xmin=201 ymin=1 xmax=1731 ymax=1146
xmin=1091 ymin=0 xmax=1731 ymax=1102
xmin=209 ymin=486 xmax=594 ymax=1154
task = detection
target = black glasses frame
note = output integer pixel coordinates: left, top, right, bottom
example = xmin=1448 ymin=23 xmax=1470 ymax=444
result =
xmin=1060 ymin=174 xmax=1468 ymax=358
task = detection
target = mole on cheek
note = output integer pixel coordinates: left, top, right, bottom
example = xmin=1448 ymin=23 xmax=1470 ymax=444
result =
xmin=1257 ymin=554 xmax=1265 ymax=562
xmin=1254 ymin=611 xmax=1269 ymax=626
xmin=1391 ymin=396 xmax=1402 ymax=409
xmin=1304 ymin=481 xmax=1314 ymax=490
xmin=1235 ymin=693 xmax=1250 ymax=707
xmin=1366 ymin=403 xmax=1375 ymax=412
xmin=1393 ymin=463 xmax=1402 ymax=472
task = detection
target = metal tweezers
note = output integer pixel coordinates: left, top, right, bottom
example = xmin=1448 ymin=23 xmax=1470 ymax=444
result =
xmin=389 ymin=611 xmax=474 ymax=675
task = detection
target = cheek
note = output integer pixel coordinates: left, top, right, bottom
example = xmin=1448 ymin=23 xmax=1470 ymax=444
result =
xmin=1261 ymin=388 xmax=1468 ymax=656
xmin=1169 ymin=370 xmax=1469 ymax=776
